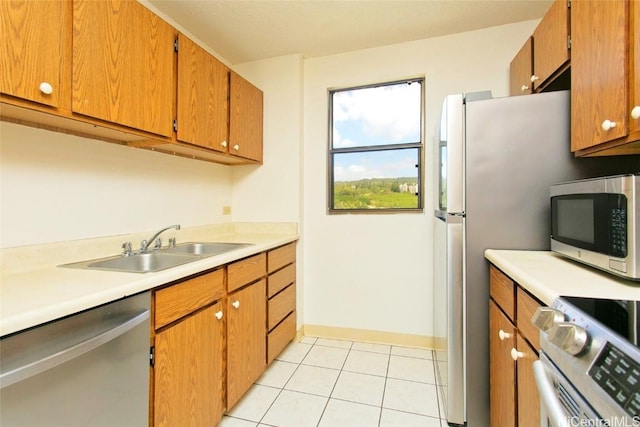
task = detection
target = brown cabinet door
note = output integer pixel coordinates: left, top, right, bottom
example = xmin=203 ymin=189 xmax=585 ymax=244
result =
xmin=630 ymin=0 xmax=640 ymax=135
xmin=229 ymin=71 xmax=264 ymax=162
xmin=532 ymin=0 xmax=569 ymax=90
xmin=154 ymin=302 xmax=225 ymax=427
xmin=571 ymin=0 xmax=629 ymax=151
xmin=489 ymin=300 xmax=516 ymax=427
xmin=72 ymin=0 xmax=175 ymax=137
xmin=1 ymin=0 xmax=68 ymax=107
xmin=177 ymin=33 xmax=229 ymax=152
xmin=227 ymin=279 xmax=267 ymax=409
xmin=516 ymin=334 xmax=540 ymax=427
xmin=509 ymin=37 xmax=533 ymax=96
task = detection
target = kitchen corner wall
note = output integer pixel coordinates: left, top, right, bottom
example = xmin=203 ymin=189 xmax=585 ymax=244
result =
xmin=233 ymin=20 xmax=539 ymax=342
xmin=301 ymin=20 xmax=538 ymax=340
xmin=0 ymin=122 xmax=233 ymax=248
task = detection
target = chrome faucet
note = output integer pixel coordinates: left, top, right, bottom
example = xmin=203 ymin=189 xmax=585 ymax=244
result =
xmin=140 ymin=224 xmax=180 ymax=252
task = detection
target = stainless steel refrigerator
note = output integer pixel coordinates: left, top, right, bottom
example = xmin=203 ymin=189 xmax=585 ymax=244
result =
xmin=433 ymin=90 xmax=640 ymax=426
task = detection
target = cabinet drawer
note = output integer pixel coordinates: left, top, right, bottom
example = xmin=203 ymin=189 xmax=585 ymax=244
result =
xmin=268 ymin=242 xmax=296 ymax=273
xmin=268 ymin=262 xmax=296 ymax=298
xmin=489 ymin=265 xmax=515 ymax=321
xmin=154 ymin=269 xmax=224 ymax=329
xmin=228 ymin=252 xmax=266 ymax=293
xmin=268 ymin=284 xmax=296 ymax=331
xmin=267 ymin=311 xmax=296 ymax=364
xmin=517 ymin=287 xmax=542 ymax=350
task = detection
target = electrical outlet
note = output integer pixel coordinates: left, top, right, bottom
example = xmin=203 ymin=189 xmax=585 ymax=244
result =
xmin=222 ymin=206 xmax=231 ymax=215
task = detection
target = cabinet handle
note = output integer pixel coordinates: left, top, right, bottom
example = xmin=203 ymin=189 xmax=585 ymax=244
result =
xmin=215 ymin=310 xmax=223 ymax=320
xmin=601 ymin=119 xmax=617 ymax=131
xmin=530 ymin=75 xmax=539 ymax=83
xmin=498 ymin=329 xmax=511 ymax=340
xmin=520 ymin=85 xmax=529 ymax=92
xmin=233 ymin=144 xmax=240 ymax=151
xmin=221 ymin=140 xmax=228 ymax=148
xmin=510 ymin=348 xmax=524 ymax=361
xmin=39 ymin=82 xmax=53 ymax=95
xmin=232 ymin=300 xmax=240 ymax=309
xmin=631 ymin=106 xmax=640 ymax=120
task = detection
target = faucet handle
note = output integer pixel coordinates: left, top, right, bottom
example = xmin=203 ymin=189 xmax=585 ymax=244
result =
xmin=168 ymin=237 xmax=176 ymax=247
xmin=122 ymin=241 xmax=132 ymax=256
xmin=154 ymin=238 xmax=163 ymax=250
xmin=140 ymin=240 xmax=147 ymax=252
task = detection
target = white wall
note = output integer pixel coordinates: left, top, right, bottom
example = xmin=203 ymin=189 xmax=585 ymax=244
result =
xmin=0 ymin=122 xmax=232 ymax=248
xmin=302 ymin=20 xmax=538 ymax=339
xmin=231 ymin=55 xmax=304 ymax=224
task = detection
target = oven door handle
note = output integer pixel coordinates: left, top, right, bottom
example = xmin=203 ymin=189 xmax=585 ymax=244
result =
xmin=533 ymin=360 xmax=570 ymax=427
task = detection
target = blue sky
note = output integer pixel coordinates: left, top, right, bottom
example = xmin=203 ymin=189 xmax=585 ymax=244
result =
xmin=332 ymin=82 xmax=421 ymax=181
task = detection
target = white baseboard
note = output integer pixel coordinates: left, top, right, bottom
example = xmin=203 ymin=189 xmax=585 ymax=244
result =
xmin=296 ymin=324 xmax=446 ymax=351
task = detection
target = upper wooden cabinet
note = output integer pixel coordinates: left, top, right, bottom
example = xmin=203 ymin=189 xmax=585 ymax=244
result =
xmin=509 ymin=0 xmax=569 ymax=96
xmin=531 ymin=0 xmax=570 ymax=91
xmin=1 ymin=0 xmax=70 ymax=108
xmin=571 ymin=0 xmax=640 ymax=155
xmin=176 ymin=33 xmax=229 ymax=152
xmin=229 ymin=71 xmax=264 ymax=163
xmin=509 ymin=37 xmax=533 ymax=96
xmin=72 ymin=0 xmax=175 ymax=137
xmin=631 ymin=0 xmax=640 ymax=137
xmin=1 ymin=0 xmax=265 ymax=164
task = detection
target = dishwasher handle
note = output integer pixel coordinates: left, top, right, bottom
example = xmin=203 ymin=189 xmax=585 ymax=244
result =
xmin=533 ymin=360 xmax=570 ymax=427
xmin=0 ymin=309 xmax=149 ymax=389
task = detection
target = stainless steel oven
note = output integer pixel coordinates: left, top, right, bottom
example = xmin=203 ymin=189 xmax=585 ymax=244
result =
xmin=532 ymin=297 xmax=640 ymax=427
xmin=0 ymin=292 xmax=150 ymax=426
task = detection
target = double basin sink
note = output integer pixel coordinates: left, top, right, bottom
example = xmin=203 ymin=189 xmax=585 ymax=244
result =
xmin=62 ymin=242 xmax=252 ymax=273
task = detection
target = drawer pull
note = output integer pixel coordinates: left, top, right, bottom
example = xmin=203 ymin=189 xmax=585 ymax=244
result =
xmin=631 ymin=106 xmax=640 ymax=120
xmin=498 ymin=329 xmax=511 ymax=340
xmin=39 ymin=82 xmax=53 ymax=95
xmin=601 ymin=119 xmax=617 ymax=131
xmin=232 ymin=300 xmax=240 ymax=309
xmin=510 ymin=348 xmax=524 ymax=361
xmin=215 ymin=310 xmax=223 ymax=320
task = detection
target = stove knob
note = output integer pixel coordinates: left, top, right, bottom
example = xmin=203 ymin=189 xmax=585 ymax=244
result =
xmin=532 ymin=307 xmax=565 ymax=332
xmin=548 ymin=322 xmax=589 ymax=356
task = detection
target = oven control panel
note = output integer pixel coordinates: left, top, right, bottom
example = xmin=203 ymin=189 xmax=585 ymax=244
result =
xmin=589 ymin=342 xmax=640 ymax=417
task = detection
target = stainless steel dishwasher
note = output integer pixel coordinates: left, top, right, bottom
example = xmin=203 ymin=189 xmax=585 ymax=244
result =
xmin=0 ymin=291 xmax=150 ymax=426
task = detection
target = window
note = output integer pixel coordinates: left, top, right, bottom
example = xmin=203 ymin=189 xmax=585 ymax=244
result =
xmin=328 ymin=79 xmax=423 ymax=212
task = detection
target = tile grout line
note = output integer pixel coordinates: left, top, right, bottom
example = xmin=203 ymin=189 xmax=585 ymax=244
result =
xmin=255 ymin=340 xmax=315 ymax=427
xmin=314 ymin=339 xmax=355 ymax=427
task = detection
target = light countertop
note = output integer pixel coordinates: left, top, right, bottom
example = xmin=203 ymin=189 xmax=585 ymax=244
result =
xmin=1 ymin=223 xmax=298 ymax=337
xmin=484 ymin=250 xmax=640 ymax=306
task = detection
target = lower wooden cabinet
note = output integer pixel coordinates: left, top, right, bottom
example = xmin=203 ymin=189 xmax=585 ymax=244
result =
xmin=227 ymin=279 xmax=267 ymax=409
xmin=152 ymin=269 xmax=226 ymax=427
xmin=151 ymin=242 xmax=297 ymax=423
xmin=489 ymin=265 xmax=541 ymax=427
xmin=489 ymin=300 xmax=516 ymax=427
xmin=516 ymin=334 xmax=540 ymax=427
xmin=154 ymin=302 xmax=225 ymax=427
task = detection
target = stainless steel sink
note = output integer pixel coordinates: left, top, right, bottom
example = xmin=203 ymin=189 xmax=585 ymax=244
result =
xmin=76 ymin=252 xmax=197 ymax=273
xmin=60 ymin=242 xmax=253 ymax=273
xmin=162 ymin=242 xmax=252 ymax=256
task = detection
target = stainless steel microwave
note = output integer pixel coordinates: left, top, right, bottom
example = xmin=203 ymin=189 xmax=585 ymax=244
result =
xmin=550 ymin=173 xmax=639 ymax=281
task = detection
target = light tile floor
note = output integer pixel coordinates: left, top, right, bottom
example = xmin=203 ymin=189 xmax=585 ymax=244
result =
xmin=219 ymin=336 xmax=449 ymax=427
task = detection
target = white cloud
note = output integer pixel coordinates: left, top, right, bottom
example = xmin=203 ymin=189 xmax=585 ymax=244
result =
xmin=333 ymin=83 xmax=421 ymax=145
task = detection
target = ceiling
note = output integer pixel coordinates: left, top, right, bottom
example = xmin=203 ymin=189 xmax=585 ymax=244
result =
xmin=148 ymin=0 xmax=552 ymax=65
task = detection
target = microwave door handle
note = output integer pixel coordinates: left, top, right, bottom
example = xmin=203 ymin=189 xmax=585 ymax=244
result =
xmin=533 ymin=360 xmax=570 ymax=427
